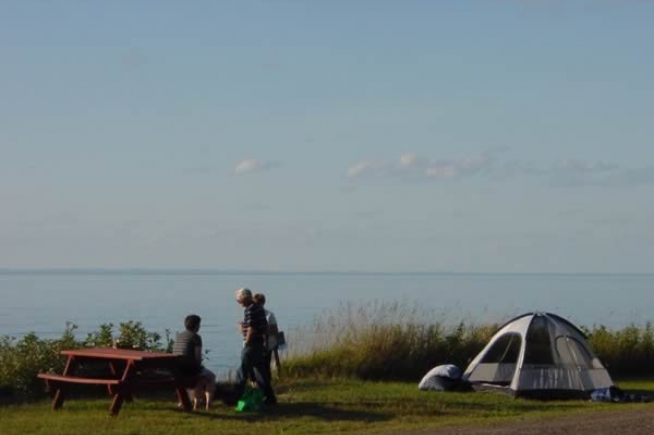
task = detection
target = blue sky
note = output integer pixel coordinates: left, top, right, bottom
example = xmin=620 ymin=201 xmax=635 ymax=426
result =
xmin=1 ymin=0 xmax=653 ymax=273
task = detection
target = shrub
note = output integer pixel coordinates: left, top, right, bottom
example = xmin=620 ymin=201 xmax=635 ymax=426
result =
xmin=83 ymin=321 xmax=173 ymax=352
xmin=283 ymin=302 xmax=496 ymax=381
xmin=586 ymin=322 xmax=654 ymax=376
xmin=284 ymin=303 xmax=654 ymax=381
xmin=0 ymin=323 xmax=78 ymax=399
xmin=0 ymin=321 xmax=173 ymax=400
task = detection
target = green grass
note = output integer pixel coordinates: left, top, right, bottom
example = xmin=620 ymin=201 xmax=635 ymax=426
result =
xmin=283 ymin=303 xmax=654 ymax=380
xmin=3 ymin=307 xmax=654 ymax=398
xmin=2 ymin=378 xmax=652 ymax=435
xmin=2 ymin=305 xmax=654 ymax=435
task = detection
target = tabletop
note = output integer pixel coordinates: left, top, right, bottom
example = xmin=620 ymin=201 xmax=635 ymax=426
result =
xmin=60 ymin=347 xmax=181 ymax=361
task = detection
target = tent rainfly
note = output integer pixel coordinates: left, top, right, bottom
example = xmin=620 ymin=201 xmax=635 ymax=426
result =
xmin=463 ymin=312 xmax=613 ymax=399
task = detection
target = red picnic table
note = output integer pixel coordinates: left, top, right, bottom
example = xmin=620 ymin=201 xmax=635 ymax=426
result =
xmin=38 ymin=347 xmax=193 ymax=416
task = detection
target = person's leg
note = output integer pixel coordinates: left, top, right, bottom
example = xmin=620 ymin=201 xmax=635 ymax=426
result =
xmin=192 ymin=378 xmax=207 ymax=411
xmin=179 ymin=388 xmax=194 ymax=408
xmin=264 ymin=350 xmax=273 ymax=381
xmin=201 ymin=368 xmax=217 ymax=410
xmin=187 ymin=387 xmax=198 ymax=411
xmin=234 ymin=346 xmax=255 ymax=399
xmin=250 ymin=344 xmax=276 ymax=404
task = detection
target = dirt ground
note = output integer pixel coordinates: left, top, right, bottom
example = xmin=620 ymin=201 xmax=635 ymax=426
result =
xmin=408 ymin=407 xmax=654 ymax=435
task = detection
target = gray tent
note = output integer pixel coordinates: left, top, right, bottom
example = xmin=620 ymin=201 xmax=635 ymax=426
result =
xmin=463 ymin=312 xmax=613 ymax=399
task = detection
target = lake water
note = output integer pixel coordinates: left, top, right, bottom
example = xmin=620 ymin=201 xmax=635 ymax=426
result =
xmin=1 ymin=271 xmax=652 ymax=375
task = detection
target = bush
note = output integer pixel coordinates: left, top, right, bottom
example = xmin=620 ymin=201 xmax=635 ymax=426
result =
xmin=0 ymin=321 xmax=173 ymax=400
xmin=284 ymin=303 xmax=654 ymax=381
xmin=83 ymin=321 xmax=173 ymax=352
xmin=0 ymin=323 xmax=78 ymax=399
xmin=586 ymin=322 xmax=654 ymax=376
xmin=283 ymin=302 xmax=496 ymax=380
xmin=285 ymin=322 xmax=495 ymax=380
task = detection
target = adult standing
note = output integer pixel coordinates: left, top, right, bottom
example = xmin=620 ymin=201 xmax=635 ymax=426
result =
xmin=234 ymin=288 xmax=277 ymax=405
xmin=253 ymin=293 xmax=279 ymax=381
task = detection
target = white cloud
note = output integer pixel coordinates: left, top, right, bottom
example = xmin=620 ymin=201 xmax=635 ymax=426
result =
xmin=556 ymin=159 xmax=617 ymax=174
xmin=232 ymin=158 xmax=265 ymax=175
xmin=424 ymin=165 xmax=457 ymax=179
xmin=546 ymin=159 xmax=621 ymax=186
xmin=399 ymin=153 xmax=421 ymax=168
xmin=347 ymin=152 xmax=654 ymax=188
xmin=497 ymin=158 xmax=654 ymax=187
xmin=459 ymin=153 xmax=490 ymax=171
xmin=422 ymin=153 xmax=491 ymax=179
xmin=349 ymin=152 xmax=494 ymax=182
xmin=551 ymin=160 xmax=654 ymax=187
xmin=347 ymin=160 xmax=386 ymax=179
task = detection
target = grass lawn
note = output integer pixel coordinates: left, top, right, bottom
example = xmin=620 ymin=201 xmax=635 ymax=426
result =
xmin=1 ymin=379 xmax=652 ymax=435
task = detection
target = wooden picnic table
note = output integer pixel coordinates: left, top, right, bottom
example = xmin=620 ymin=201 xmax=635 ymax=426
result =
xmin=38 ymin=347 xmax=193 ymax=416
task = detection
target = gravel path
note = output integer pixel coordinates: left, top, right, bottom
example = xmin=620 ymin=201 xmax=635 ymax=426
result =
xmin=407 ymin=407 xmax=654 ymax=435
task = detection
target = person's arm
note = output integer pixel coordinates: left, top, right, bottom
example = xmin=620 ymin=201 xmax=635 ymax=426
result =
xmin=194 ymin=335 xmax=203 ymax=363
xmin=243 ymin=306 xmax=256 ymax=343
xmin=244 ymin=324 xmax=253 ymax=344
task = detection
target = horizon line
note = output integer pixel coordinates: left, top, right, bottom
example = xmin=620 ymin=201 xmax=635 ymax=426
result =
xmin=0 ymin=268 xmax=653 ymax=276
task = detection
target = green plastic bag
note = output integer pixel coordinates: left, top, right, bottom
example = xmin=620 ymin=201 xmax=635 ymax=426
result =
xmin=235 ymin=387 xmax=264 ymax=412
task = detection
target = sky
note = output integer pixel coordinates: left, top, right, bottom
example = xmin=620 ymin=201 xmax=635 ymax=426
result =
xmin=1 ymin=0 xmax=653 ymax=273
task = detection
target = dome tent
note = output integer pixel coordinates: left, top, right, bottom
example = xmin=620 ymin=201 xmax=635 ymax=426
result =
xmin=463 ymin=312 xmax=613 ymax=399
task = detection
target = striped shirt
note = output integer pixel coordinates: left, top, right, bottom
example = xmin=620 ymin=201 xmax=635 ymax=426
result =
xmin=172 ymin=330 xmax=202 ymax=375
xmin=242 ymin=302 xmax=267 ymax=344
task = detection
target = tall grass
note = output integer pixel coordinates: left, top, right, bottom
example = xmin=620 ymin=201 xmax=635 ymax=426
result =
xmin=284 ymin=302 xmax=654 ymax=380
xmin=585 ymin=323 xmax=654 ymax=376
xmin=3 ymin=307 xmax=654 ymax=399
xmin=284 ymin=302 xmax=496 ymax=380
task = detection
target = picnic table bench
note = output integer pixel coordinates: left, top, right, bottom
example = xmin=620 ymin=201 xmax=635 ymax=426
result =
xmin=38 ymin=347 xmax=194 ymax=416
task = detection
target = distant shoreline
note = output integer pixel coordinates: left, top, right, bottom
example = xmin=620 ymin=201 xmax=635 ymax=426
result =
xmin=0 ymin=268 xmax=653 ymax=277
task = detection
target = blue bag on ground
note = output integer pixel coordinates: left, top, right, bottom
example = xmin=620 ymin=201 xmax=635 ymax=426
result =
xmin=591 ymin=386 xmax=624 ymax=402
xmin=591 ymin=386 xmax=653 ymax=403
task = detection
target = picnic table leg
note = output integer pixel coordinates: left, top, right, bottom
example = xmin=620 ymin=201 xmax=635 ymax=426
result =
xmin=108 ymin=361 xmax=136 ymax=415
xmin=109 ymin=361 xmax=134 ymax=403
xmin=109 ymin=393 xmax=125 ymax=416
xmin=52 ymin=355 xmax=75 ymax=410
xmin=52 ymin=388 xmax=65 ymax=410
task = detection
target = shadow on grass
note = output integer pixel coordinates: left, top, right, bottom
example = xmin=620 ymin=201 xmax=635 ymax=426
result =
xmin=622 ymin=388 xmax=654 ymax=394
xmin=159 ymin=397 xmax=584 ymax=422
xmin=157 ymin=401 xmax=395 ymax=423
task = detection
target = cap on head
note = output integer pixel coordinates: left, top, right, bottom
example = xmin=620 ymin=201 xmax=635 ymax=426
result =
xmin=236 ymin=288 xmax=252 ymax=302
